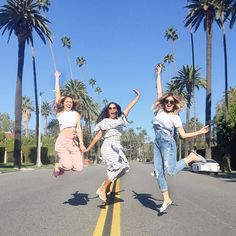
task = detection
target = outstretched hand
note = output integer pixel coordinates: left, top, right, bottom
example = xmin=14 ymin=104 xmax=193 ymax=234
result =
xmin=133 ymin=89 xmax=140 ymax=97
xmin=155 ymin=64 xmax=163 ymax=75
xmin=80 ymin=145 xmax=87 ymax=153
xmin=199 ymin=125 xmax=209 ymax=134
xmin=55 ymin=70 xmax=61 ymax=79
xmin=82 ymin=147 xmax=90 ymax=153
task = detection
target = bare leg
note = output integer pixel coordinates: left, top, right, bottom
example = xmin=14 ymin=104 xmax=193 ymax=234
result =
xmin=159 ymin=191 xmax=173 ymax=212
xmin=99 ymin=178 xmax=112 ymax=201
xmin=54 ymin=163 xmax=60 ymax=172
xmin=162 ymin=191 xmax=172 ymax=204
xmin=183 ymin=152 xmax=202 ymax=165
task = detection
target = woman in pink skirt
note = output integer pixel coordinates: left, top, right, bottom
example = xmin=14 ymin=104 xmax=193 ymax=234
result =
xmin=53 ymin=70 xmax=86 ymax=177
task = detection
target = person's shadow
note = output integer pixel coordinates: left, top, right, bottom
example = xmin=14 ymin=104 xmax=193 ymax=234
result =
xmin=63 ymin=191 xmax=92 ymax=206
xmin=132 ymin=190 xmax=168 ymax=216
xmin=132 ymin=190 xmax=162 ymax=211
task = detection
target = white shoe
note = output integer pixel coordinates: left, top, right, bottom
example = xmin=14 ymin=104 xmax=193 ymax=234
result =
xmin=96 ymin=181 xmax=105 ymax=195
xmin=159 ymin=200 xmax=173 ymax=213
xmin=191 ymin=150 xmax=206 ymax=163
xmin=150 ymin=171 xmax=156 ymax=177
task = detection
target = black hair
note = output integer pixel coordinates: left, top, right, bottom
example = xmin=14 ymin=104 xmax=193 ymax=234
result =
xmin=96 ymin=102 xmax=122 ymax=124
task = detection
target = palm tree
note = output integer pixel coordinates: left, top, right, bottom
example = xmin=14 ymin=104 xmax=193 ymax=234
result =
xmin=76 ymin=56 xmax=86 ymax=67
xmin=164 ymin=27 xmax=179 ymax=74
xmin=185 ymin=0 xmax=218 ymax=159
xmin=37 ymin=0 xmax=57 ymax=71
xmin=215 ymin=0 xmax=233 ymax=123
xmin=37 ymin=0 xmax=51 ymax=10
xmin=61 ymin=79 xmax=99 ymax=123
xmin=47 ymin=118 xmax=59 ymax=137
xmin=89 ymin=78 xmax=96 ymax=88
xmin=41 ymin=101 xmax=52 ymax=135
xmin=163 ymin=54 xmax=174 ymax=64
xmin=230 ymin=0 xmax=236 ymax=27
xmin=0 ymin=0 xmax=51 ymax=168
xmin=22 ymin=96 xmax=34 ymax=137
xmin=61 ymin=36 xmax=73 ymax=79
xmin=163 ymin=54 xmax=174 ymax=79
xmin=187 ymin=0 xmax=197 ymax=135
xmin=102 ymin=98 xmax=108 ymax=106
xmin=95 ymin=87 xmax=102 ymax=96
xmin=168 ymin=65 xmax=206 ymax=156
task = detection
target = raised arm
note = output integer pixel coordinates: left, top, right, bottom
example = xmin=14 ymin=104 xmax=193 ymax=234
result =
xmin=123 ymin=89 xmax=141 ymax=117
xmin=85 ymin=130 xmax=103 ymax=152
xmin=55 ymin=70 xmax=61 ymax=104
xmin=155 ymin=64 xmax=163 ymax=99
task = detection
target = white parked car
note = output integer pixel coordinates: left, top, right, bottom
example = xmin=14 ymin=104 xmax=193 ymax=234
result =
xmin=191 ymin=159 xmax=220 ymax=174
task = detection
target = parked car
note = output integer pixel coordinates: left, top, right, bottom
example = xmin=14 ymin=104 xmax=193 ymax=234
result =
xmin=191 ymin=159 xmax=220 ymax=175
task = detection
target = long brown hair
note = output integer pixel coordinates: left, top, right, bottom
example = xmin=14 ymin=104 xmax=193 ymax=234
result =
xmin=153 ymin=92 xmax=185 ymax=114
xmin=55 ymin=96 xmax=82 ymax=113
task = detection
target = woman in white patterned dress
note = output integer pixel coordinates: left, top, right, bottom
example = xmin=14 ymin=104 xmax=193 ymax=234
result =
xmin=85 ymin=89 xmax=140 ymax=201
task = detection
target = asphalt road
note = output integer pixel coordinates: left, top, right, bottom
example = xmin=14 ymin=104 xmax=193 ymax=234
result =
xmin=0 ymin=162 xmax=235 ymax=236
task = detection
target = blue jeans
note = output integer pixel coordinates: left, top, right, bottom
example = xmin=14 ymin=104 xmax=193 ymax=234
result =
xmin=153 ymin=126 xmax=187 ymax=192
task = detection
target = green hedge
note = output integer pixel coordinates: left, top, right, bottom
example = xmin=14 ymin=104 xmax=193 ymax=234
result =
xmin=0 ymin=146 xmax=56 ymax=164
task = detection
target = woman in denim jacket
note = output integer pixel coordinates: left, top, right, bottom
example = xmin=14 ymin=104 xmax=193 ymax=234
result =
xmin=153 ymin=64 xmax=209 ymax=213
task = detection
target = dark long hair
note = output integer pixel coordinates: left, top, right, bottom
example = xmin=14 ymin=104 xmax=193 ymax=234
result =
xmin=96 ymin=102 xmax=122 ymax=124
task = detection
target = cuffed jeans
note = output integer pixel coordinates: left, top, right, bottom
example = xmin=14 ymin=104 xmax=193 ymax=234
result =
xmin=153 ymin=126 xmax=187 ymax=192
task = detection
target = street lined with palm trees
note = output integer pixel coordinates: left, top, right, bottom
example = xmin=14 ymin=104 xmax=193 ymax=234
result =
xmin=0 ymin=1 xmax=236 ymax=235
xmin=0 ymin=162 xmax=235 ymax=236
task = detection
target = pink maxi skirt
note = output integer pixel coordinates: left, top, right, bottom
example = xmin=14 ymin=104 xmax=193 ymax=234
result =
xmin=55 ymin=134 xmax=83 ymax=172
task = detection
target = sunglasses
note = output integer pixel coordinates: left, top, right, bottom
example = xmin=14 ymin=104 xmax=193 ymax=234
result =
xmin=164 ymin=99 xmax=175 ymax=105
xmin=108 ymin=106 xmax=117 ymax=110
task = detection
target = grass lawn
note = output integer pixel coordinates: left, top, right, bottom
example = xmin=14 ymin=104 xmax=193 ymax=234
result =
xmin=0 ymin=163 xmax=53 ymax=173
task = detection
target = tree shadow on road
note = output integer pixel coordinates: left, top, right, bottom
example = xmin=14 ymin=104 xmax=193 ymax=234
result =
xmin=132 ymin=190 xmax=162 ymax=212
xmin=63 ymin=191 xmax=92 ymax=206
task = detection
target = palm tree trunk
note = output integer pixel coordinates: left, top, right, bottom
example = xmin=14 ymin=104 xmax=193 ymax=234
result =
xmin=190 ymin=32 xmax=197 ymax=131
xmin=14 ymin=38 xmax=26 ymax=169
xmin=30 ymin=41 xmax=40 ymax=166
xmin=221 ymin=15 xmax=229 ymax=123
xmin=172 ymin=42 xmax=176 ymax=75
xmin=188 ymin=0 xmax=197 ymax=146
xmin=44 ymin=116 xmax=48 ymax=135
xmin=205 ymin=16 xmax=213 ymax=159
xmin=25 ymin=121 xmax=29 ymax=137
xmin=49 ymin=35 xmax=57 ymax=71
xmin=67 ymin=50 xmax=73 ymax=79
xmin=184 ymin=106 xmax=190 ymax=157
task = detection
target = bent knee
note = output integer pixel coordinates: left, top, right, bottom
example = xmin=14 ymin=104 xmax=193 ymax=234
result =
xmin=166 ymin=169 xmax=176 ymax=176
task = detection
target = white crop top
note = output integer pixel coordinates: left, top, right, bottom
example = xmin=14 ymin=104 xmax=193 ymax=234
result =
xmin=57 ymin=110 xmax=78 ymax=131
xmin=153 ymin=109 xmax=182 ymax=133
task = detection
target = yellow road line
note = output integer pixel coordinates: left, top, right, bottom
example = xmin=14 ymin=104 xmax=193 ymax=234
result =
xmin=110 ymin=179 xmax=120 ymax=236
xmin=92 ymin=182 xmax=114 ymax=236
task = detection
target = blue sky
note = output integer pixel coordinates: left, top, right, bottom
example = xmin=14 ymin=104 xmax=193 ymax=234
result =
xmin=0 ymin=0 xmax=236 ymax=140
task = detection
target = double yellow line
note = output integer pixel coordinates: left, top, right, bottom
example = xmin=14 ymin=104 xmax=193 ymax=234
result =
xmin=92 ymin=179 xmax=121 ymax=236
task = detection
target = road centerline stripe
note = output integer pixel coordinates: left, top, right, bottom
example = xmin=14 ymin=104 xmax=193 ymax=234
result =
xmin=110 ymin=179 xmax=121 ymax=236
xmin=92 ymin=182 xmax=115 ymax=236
